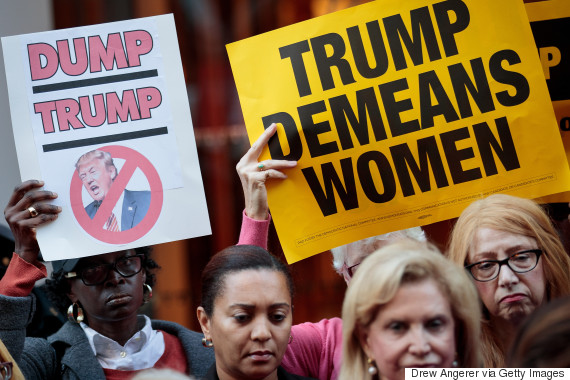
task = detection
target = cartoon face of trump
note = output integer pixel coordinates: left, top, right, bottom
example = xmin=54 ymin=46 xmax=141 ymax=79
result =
xmin=76 ymin=150 xmax=117 ymax=202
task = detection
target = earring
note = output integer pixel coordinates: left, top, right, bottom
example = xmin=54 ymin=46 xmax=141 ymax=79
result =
xmin=288 ymin=335 xmax=293 ymax=344
xmin=67 ymin=302 xmax=84 ymax=323
xmin=201 ymin=337 xmax=214 ymax=348
xmin=453 ymin=352 xmax=459 ymax=367
xmin=367 ymin=357 xmax=378 ymax=376
xmin=143 ymin=284 xmax=153 ymax=303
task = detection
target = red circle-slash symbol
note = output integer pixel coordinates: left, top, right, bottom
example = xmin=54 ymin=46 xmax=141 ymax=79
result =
xmin=70 ymin=145 xmax=163 ymax=244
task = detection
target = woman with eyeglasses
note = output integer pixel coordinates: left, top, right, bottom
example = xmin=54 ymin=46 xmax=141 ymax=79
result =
xmin=447 ymin=193 xmax=570 ymax=367
xmin=0 ymin=180 xmax=214 ymax=379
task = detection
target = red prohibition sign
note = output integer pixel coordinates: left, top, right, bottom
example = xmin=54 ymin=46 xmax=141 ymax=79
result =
xmin=70 ymin=145 xmax=163 ymax=244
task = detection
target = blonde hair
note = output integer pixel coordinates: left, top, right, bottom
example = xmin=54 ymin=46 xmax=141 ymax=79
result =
xmin=340 ymin=240 xmax=481 ymax=380
xmin=75 ymin=149 xmax=116 ymax=172
xmin=447 ymin=194 xmax=570 ymax=367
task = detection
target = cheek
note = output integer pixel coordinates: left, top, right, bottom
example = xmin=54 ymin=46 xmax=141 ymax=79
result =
xmin=474 ymin=281 xmax=496 ymax=311
xmin=211 ymin=320 xmax=244 ymax=351
xmin=275 ymin=322 xmax=293 ymax=351
xmin=432 ymin=329 xmax=457 ymax=366
xmin=367 ymin=332 xmax=401 ymax=367
xmin=523 ymin=265 xmax=547 ymax=303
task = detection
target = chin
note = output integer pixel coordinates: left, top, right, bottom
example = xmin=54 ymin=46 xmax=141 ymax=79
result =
xmin=502 ymin=306 xmax=533 ymax=326
xmin=244 ymin=364 xmax=278 ymax=379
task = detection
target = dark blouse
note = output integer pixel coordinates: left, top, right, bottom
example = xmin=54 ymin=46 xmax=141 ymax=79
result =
xmin=203 ymin=363 xmax=317 ymax=380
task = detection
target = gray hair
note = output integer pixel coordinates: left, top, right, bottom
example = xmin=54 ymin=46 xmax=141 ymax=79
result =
xmin=330 ymin=227 xmax=426 ymax=274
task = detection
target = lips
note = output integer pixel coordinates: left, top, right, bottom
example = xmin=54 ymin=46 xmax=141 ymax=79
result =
xmin=247 ymin=350 xmax=274 ymax=362
xmin=500 ymin=293 xmax=526 ymax=303
xmin=106 ymin=292 xmax=132 ymax=306
xmin=90 ymin=185 xmax=99 ymax=193
xmin=406 ymin=364 xmax=439 ymax=368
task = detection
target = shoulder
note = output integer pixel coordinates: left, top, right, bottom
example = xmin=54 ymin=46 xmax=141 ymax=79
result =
xmin=124 ymin=189 xmax=151 ymax=202
xmin=48 ymin=320 xmax=86 ymax=346
xmin=85 ymin=200 xmax=98 ymax=212
xmin=0 ymin=293 xmax=35 ymax=328
xmin=151 ymin=319 xmax=214 ymax=377
xmin=151 ymin=319 xmax=202 ymax=342
xmin=291 ymin=317 xmax=343 ymax=340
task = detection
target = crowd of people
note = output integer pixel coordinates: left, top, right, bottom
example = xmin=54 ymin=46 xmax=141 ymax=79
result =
xmin=0 ymin=123 xmax=569 ymax=380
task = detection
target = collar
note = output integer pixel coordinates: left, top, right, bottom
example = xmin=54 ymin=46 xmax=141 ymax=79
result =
xmin=80 ymin=315 xmax=165 ymax=370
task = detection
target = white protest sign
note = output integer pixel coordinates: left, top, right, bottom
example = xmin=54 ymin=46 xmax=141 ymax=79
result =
xmin=2 ymin=14 xmax=211 ymax=260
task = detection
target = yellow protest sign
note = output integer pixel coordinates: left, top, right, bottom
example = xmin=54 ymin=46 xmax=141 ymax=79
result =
xmin=228 ymin=0 xmax=570 ymax=263
xmin=526 ymin=0 xmax=570 ymax=203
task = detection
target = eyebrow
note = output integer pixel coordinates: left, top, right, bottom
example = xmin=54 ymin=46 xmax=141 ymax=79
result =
xmin=229 ymin=303 xmax=291 ymax=309
xmin=82 ymin=252 xmax=134 ymax=266
xmin=471 ymin=245 xmax=538 ymax=262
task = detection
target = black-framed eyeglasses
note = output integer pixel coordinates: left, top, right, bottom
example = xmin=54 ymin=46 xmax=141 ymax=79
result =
xmin=465 ymin=249 xmax=542 ymax=282
xmin=65 ymin=254 xmax=144 ymax=286
xmin=0 ymin=361 xmax=12 ymax=380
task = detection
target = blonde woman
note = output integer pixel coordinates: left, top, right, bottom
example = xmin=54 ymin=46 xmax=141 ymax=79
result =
xmin=447 ymin=193 xmax=570 ymax=367
xmin=340 ymin=240 xmax=481 ymax=380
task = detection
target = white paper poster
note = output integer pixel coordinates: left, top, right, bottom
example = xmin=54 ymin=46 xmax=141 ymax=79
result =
xmin=2 ymin=14 xmax=211 ymax=260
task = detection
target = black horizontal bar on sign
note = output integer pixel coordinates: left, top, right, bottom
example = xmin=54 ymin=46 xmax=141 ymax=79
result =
xmin=32 ymin=69 xmax=159 ymax=94
xmin=42 ymin=126 xmax=168 ymax=152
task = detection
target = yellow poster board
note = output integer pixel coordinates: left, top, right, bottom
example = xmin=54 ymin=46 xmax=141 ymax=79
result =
xmin=526 ymin=0 xmax=570 ymax=203
xmin=228 ymin=0 xmax=570 ymax=263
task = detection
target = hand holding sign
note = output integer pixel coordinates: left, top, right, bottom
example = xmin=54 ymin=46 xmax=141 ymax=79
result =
xmin=4 ymin=180 xmax=61 ymax=265
xmin=237 ymin=123 xmax=297 ymax=221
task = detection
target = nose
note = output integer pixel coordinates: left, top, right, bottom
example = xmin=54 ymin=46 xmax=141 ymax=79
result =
xmin=105 ymin=267 xmax=126 ymax=287
xmin=251 ymin=317 xmax=271 ymax=342
xmin=408 ymin=327 xmax=431 ymax=356
xmin=497 ymin=263 xmax=520 ymax=288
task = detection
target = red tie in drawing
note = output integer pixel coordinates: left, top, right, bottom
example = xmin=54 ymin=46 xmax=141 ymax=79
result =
xmin=105 ymin=212 xmax=120 ymax=232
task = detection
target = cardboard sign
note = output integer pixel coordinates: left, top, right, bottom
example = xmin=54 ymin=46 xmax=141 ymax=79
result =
xmin=227 ymin=0 xmax=570 ymax=263
xmin=2 ymin=14 xmax=211 ymax=261
xmin=526 ymin=0 xmax=570 ymax=203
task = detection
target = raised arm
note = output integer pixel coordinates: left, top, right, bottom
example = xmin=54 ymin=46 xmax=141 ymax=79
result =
xmin=236 ymin=123 xmax=296 ymax=247
xmin=4 ymin=180 xmax=60 ymax=266
xmin=0 ymin=180 xmax=61 ymax=374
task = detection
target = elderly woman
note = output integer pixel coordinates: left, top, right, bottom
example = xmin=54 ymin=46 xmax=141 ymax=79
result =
xmin=340 ymin=240 xmax=481 ymax=380
xmin=447 ymin=193 xmax=570 ymax=367
xmin=0 ymin=180 xmax=214 ymax=379
xmin=196 ymin=244 xmax=315 ymax=380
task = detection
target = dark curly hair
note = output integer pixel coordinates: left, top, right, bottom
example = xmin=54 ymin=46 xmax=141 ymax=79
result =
xmin=43 ymin=246 xmax=160 ymax=317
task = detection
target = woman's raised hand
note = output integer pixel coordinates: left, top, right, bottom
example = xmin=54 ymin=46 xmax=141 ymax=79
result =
xmin=236 ymin=123 xmax=297 ymax=220
xmin=4 ymin=180 xmax=61 ymax=264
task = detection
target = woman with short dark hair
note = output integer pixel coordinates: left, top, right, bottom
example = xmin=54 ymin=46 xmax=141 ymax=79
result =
xmin=197 ymin=244 xmax=315 ymax=380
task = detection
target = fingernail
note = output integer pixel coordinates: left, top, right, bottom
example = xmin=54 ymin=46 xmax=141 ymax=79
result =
xmin=268 ymin=123 xmax=277 ymax=131
xmin=57 ymin=206 xmax=62 ymax=212
xmin=52 ymin=192 xmax=58 ymax=197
